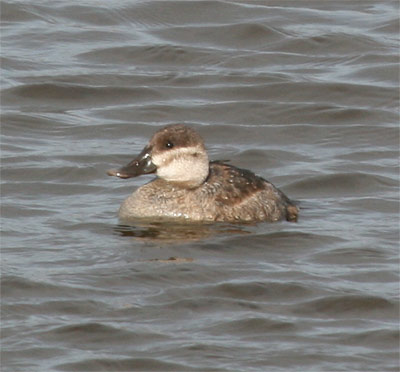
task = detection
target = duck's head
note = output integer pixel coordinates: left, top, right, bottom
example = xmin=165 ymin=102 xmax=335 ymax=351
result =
xmin=107 ymin=124 xmax=209 ymax=188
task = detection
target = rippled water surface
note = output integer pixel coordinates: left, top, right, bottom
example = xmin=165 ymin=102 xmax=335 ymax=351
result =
xmin=2 ymin=1 xmax=399 ymax=371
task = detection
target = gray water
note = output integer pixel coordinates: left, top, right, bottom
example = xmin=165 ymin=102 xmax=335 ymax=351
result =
xmin=1 ymin=1 xmax=399 ymax=371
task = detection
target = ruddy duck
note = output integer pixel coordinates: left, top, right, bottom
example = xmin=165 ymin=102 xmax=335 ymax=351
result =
xmin=108 ymin=124 xmax=298 ymax=222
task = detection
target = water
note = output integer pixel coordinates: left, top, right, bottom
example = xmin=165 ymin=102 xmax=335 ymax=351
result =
xmin=1 ymin=1 xmax=399 ymax=371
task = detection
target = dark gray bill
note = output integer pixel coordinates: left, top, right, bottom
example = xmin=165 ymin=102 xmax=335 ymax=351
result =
xmin=107 ymin=146 xmax=156 ymax=179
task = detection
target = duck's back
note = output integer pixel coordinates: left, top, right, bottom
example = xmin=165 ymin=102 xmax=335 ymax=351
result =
xmin=119 ymin=161 xmax=298 ymax=223
xmin=202 ymin=162 xmax=298 ymax=222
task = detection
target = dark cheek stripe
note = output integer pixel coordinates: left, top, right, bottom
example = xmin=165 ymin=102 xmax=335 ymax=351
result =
xmin=156 ymin=147 xmax=199 ymax=166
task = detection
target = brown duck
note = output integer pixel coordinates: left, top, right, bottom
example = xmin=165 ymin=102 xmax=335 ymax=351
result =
xmin=108 ymin=124 xmax=298 ymax=223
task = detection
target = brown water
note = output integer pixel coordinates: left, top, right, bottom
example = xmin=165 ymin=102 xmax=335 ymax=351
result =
xmin=1 ymin=1 xmax=399 ymax=371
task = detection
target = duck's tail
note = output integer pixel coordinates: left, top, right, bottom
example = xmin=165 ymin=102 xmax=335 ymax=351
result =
xmin=286 ymin=204 xmax=299 ymax=222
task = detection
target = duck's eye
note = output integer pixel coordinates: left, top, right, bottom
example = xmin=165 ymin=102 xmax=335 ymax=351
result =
xmin=165 ymin=141 xmax=174 ymax=149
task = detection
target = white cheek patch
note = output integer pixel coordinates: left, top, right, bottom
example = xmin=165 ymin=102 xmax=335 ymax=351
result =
xmin=151 ymin=146 xmax=209 ymax=185
xmin=158 ymin=160 xmax=190 ymax=181
xmin=152 ymin=146 xmax=200 ymax=167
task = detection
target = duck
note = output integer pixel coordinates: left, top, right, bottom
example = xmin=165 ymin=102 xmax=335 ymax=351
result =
xmin=107 ymin=124 xmax=298 ymax=223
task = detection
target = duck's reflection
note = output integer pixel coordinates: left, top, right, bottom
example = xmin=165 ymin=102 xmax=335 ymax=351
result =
xmin=113 ymin=219 xmax=251 ymax=243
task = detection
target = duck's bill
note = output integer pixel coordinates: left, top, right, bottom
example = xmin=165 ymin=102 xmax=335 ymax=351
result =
xmin=107 ymin=146 xmax=157 ymax=179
